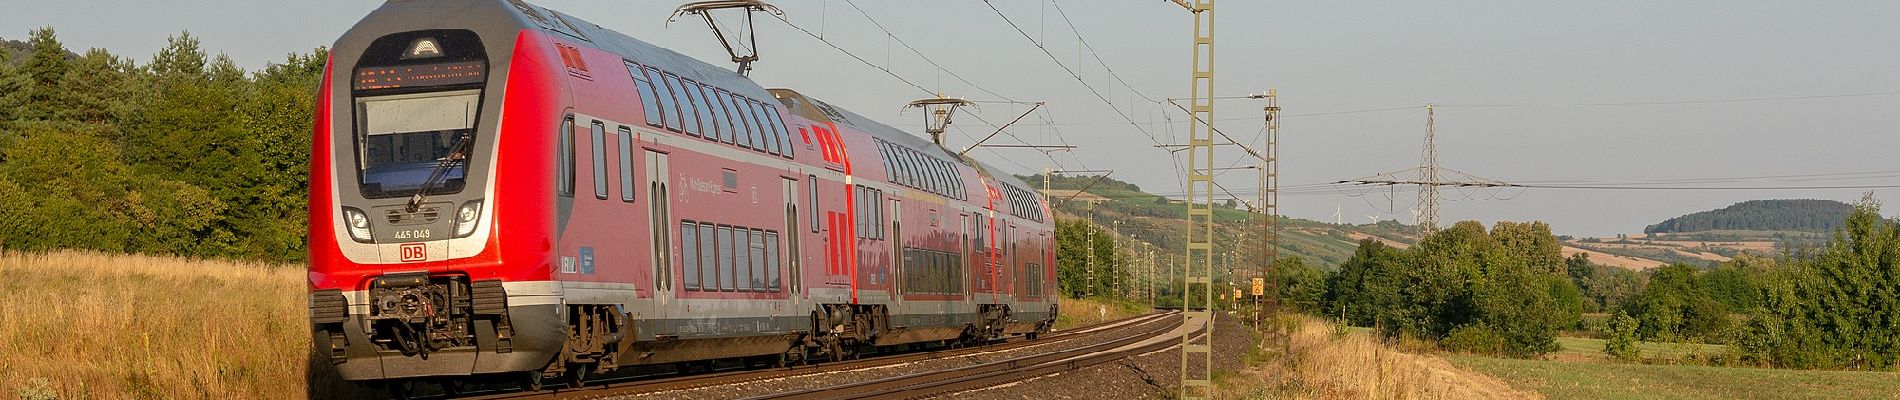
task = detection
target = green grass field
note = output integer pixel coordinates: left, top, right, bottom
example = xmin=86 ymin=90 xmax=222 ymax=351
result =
xmin=1552 ymin=336 xmax=1730 ymax=362
xmin=1450 ymin=355 xmax=1900 ymax=400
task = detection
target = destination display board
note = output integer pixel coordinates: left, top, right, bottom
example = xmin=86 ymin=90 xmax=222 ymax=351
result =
xmin=354 ymin=60 xmax=486 ymax=91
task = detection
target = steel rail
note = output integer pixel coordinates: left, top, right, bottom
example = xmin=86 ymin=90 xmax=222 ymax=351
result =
xmin=749 ymin=315 xmax=1188 ymax=400
xmin=444 ymin=312 xmax=1172 ymax=400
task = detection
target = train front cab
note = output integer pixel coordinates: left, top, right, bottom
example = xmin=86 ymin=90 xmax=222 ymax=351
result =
xmin=310 ymin=6 xmax=573 ymax=387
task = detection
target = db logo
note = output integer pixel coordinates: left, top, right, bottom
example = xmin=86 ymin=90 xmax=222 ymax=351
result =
xmin=399 ymin=243 xmax=427 ymax=262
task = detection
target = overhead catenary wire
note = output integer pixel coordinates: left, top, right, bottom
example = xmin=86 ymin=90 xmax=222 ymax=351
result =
xmin=770 ymin=7 xmax=1059 ymax=175
xmin=981 ymin=0 xmax=1187 ymax=194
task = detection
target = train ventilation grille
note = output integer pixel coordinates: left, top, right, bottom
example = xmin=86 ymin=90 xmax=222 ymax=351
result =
xmin=384 ymin=207 xmax=441 ymax=225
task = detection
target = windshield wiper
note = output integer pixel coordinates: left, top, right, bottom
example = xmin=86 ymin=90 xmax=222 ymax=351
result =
xmin=407 ymin=134 xmax=473 ymax=213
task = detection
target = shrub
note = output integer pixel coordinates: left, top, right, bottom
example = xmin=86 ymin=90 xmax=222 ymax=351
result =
xmin=1605 ymin=312 xmax=1642 ymax=362
xmin=1443 ymin=324 xmax=1506 ymax=355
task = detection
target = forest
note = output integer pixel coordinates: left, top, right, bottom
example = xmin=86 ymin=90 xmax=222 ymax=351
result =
xmin=0 ymin=28 xmax=324 ymax=262
xmin=1645 ymin=199 xmax=1852 ymax=234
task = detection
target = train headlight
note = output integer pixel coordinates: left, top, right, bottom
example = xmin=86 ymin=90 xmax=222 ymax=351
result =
xmin=454 ymin=200 xmax=483 ymax=238
xmin=342 ymin=207 xmax=373 ymax=243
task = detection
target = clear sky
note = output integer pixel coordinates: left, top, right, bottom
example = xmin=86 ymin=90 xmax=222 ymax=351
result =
xmin=9 ymin=0 xmax=1899 ymax=236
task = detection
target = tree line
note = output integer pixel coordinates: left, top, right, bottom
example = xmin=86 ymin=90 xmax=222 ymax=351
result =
xmin=0 ymin=28 xmax=324 ymax=262
xmin=1248 ymin=196 xmax=1900 ymax=369
xmin=1645 ymin=199 xmax=1851 ymax=234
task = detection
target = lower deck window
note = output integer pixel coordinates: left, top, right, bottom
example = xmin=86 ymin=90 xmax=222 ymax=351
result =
xmin=681 ymin=220 xmax=781 ymax=293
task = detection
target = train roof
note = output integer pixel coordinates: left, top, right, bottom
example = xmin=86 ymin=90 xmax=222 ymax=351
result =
xmin=509 ymin=0 xmax=1041 ymax=195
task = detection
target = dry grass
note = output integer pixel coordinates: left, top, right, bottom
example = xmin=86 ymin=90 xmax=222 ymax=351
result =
xmin=1227 ymin=315 xmax=1543 ymax=400
xmin=1053 ymin=296 xmax=1148 ymax=331
xmin=0 ymin=249 xmax=361 ymax=399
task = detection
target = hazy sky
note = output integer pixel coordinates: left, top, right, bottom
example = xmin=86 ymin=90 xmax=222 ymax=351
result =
xmin=10 ymin=1 xmax=1900 ymax=236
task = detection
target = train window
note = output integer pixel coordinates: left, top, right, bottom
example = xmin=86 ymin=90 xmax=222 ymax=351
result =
xmin=618 ymin=127 xmax=635 ymax=202
xmin=558 ymin=116 xmax=575 ymax=197
xmin=895 ymin=147 xmax=914 ymax=188
xmin=628 ymin=63 xmax=664 ymax=128
xmin=872 ymin=189 xmax=884 ymax=239
xmin=949 ymin=165 xmax=963 ymax=200
xmin=853 ymin=186 xmax=867 ymax=239
xmin=928 ymin=158 xmax=945 ymax=196
xmin=681 ymin=78 xmax=716 ymax=141
xmin=933 ymin=160 xmax=949 ymax=196
xmin=699 ymin=84 xmax=731 ymax=144
xmin=734 ymin=227 xmax=753 ymax=292
xmin=718 ymin=225 xmax=736 ymax=291
xmin=698 ymin=223 xmax=717 ymax=291
xmin=766 ymin=231 xmax=781 ymax=292
xmin=660 ymin=73 xmax=694 ymax=136
xmin=650 ymin=68 xmax=684 ymax=133
xmin=808 ymin=175 xmax=820 ymax=233
xmin=925 ymin=156 xmax=941 ymax=195
xmin=765 ymin=105 xmax=793 ymax=158
xmin=887 ymin=144 xmax=906 ymax=187
xmin=748 ymin=101 xmax=771 ymax=153
xmin=681 ymin=221 xmax=699 ymax=290
xmin=721 ymin=93 xmax=753 ymax=149
xmin=590 ymin=121 xmax=608 ymax=200
xmin=759 ymin=102 xmax=784 ymax=156
xmin=749 ymin=229 xmax=767 ymax=292
xmin=741 ymin=99 xmax=771 ymax=154
xmin=876 ymin=141 xmax=893 ymax=178
xmin=744 ymin=100 xmax=770 ymax=154
xmin=711 ymin=88 xmax=742 ymax=147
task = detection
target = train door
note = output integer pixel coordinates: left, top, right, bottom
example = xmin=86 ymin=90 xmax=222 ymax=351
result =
xmin=958 ymin=213 xmax=968 ymax=306
xmin=645 ymin=150 xmax=673 ymax=311
xmin=782 ymin=178 xmax=801 ymax=298
xmin=888 ymin=199 xmax=902 ymax=305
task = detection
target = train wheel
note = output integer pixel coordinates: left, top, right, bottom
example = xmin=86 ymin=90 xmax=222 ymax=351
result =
xmin=520 ymin=371 xmax=545 ymax=392
xmin=564 ymin=363 xmax=592 ymax=388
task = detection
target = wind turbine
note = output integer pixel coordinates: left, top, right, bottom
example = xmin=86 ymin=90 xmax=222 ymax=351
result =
xmin=1332 ymin=204 xmax=1342 ymax=225
xmin=1366 ymin=214 xmax=1379 ymax=225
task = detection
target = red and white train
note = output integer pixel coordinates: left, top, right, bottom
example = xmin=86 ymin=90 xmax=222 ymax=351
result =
xmin=307 ymin=0 xmax=1058 ymax=389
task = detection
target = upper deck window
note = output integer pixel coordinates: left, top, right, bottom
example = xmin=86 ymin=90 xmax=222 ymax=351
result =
xmin=627 ymin=62 xmax=664 ymax=128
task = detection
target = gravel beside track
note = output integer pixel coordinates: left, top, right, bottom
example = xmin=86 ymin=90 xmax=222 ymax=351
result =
xmin=935 ymin=313 xmax=1253 ymax=400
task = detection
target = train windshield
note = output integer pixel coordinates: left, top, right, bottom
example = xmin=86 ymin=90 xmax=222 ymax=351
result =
xmin=350 ymin=29 xmax=487 ymax=199
xmin=354 ymin=90 xmax=479 ymax=198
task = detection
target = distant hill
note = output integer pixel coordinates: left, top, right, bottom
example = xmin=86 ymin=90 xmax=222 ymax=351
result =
xmin=1644 ymin=199 xmax=1852 ymax=234
xmin=2 ymin=37 xmax=29 ymax=62
xmin=1025 ymin=173 xmax=1418 ymax=269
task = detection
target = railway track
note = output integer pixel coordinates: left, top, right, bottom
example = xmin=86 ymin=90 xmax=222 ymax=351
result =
xmin=747 ymin=313 xmax=1192 ymax=400
xmin=437 ymin=312 xmax=1175 ymax=400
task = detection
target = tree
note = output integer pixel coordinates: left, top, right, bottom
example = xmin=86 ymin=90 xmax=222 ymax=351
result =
xmin=1275 ymin=256 xmax=1326 ymax=313
xmin=1324 ymin=240 xmax=1409 ymax=329
xmin=1328 ymin=220 xmax=1580 ymax=357
xmin=1055 ymin=219 xmax=1124 ymax=298
xmin=15 ymin=27 xmax=71 ymax=122
xmin=1605 ymin=312 xmax=1642 ymax=361
xmin=1740 ymin=194 xmax=1900 ymax=369
xmin=1622 ymin=263 xmax=1734 ymax=343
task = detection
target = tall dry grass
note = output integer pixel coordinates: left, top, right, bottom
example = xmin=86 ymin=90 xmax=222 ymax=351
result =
xmin=0 ymin=250 xmax=359 ymax=399
xmin=1231 ymin=315 xmax=1542 ymax=400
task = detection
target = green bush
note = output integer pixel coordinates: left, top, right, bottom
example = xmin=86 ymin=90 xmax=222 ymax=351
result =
xmin=1606 ymin=312 xmax=1642 ymax=361
xmin=1443 ymin=324 xmax=1506 ymax=355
